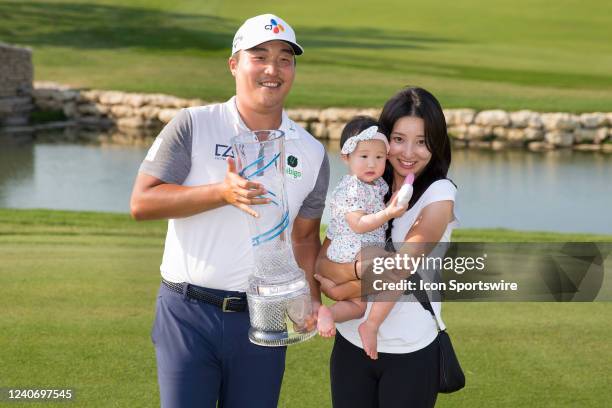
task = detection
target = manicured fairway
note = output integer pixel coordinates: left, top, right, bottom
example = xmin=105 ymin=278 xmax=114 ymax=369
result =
xmin=1 ymin=209 xmax=611 ymax=407
xmin=1 ymin=1 xmax=611 ymax=111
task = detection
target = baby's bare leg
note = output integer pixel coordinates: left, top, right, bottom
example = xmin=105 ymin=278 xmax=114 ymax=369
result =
xmin=358 ymin=301 xmax=397 ymax=360
xmin=317 ymin=298 xmax=366 ymax=338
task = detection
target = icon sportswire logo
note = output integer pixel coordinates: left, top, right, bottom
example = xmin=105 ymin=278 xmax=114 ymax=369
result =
xmin=265 ymin=18 xmax=285 ymax=34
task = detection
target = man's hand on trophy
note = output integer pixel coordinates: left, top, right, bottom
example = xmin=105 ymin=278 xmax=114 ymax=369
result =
xmin=221 ymin=158 xmax=271 ymax=217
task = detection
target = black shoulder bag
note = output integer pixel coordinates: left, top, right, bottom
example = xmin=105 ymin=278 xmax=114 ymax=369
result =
xmin=416 ymin=283 xmax=466 ymax=393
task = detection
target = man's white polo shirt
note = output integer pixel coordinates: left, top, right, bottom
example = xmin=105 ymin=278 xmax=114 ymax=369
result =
xmin=139 ymin=97 xmax=329 ymax=291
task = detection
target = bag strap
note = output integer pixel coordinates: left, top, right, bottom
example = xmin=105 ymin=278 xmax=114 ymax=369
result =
xmin=411 ymin=273 xmax=446 ymax=332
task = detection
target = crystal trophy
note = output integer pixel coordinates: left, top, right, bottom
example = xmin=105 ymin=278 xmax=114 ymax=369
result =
xmin=231 ymin=130 xmax=316 ymax=346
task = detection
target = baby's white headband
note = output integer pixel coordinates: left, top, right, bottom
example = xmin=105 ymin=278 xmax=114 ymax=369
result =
xmin=340 ymin=125 xmax=390 ymax=155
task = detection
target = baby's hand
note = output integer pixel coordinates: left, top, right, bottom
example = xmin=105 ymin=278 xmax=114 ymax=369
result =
xmin=384 ymin=193 xmax=408 ymax=219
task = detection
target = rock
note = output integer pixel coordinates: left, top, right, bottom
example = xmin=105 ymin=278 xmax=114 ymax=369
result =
xmin=34 ymin=98 xmax=64 ymax=111
xmin=310 ymin=122 xmax=328 ymax=139
xmin=491 ymin=140 xmax=507 ymax=150
xmin=447 ymin=125 xmax=468 ymax=139
xmin=94 ymin=103 xmax=110 ymax=115
xmin=55 ymin=89 xmax=79 ymax=102
xmin=527 ymin=114 xmax=544 ymax=129
xmin=0 ymin=118 xmax=31 ymax=128
xmin=62 ymin=102 xmax=79 ymax=118
xmin=171 ymin=98 xmax=190 ymax=109
xmin=0 ymin=96 xmax=32 ymax=114
xmin=134 ymin=105 xmax=161 ymax=119
xmin=287 ymin=109 xmax=320 ymax=122
xmin=466 ymin=124 xmax=486 ymax=140
xmin=32 ymin=88 xmax=60 ymax=99
xmin=573 ymin=144 xmax=601 ymax=152
xmin=540 ymin=113 xmax=578 ymax=131
xmin=444 ymin=109 xmax=475 ymax=126
xmin=79 ymin=89 xmax=102 ymax=103
xmin=579 ymin=112 xmax=607 ymax=128
xmin=117 ymin=116 xmax=146 ymax=128
xmin=125 ymin=94 xmax=146 ymax=108
xmin=77 ymin=103 xmax=102 ymax=116
xmin=110 ymin=105 xmax=134 ymax=118
xmin=187 ymin=99 xmax=205 ymax=107
xmin=545 ymin=131 xmax=574 ymax=147
xmin=524 ymin=128 xmax=544 ymax=141
xmin=98 ymin=91 xmax=125 ymax=105
xmin=474 ymin=110 xmax=510 ymax=127
xmin=158 ymin=108 xmax=180 ymax=123
xmin=527 ymin=141 xmax=555 ymax=152
xmin=493 ymin=126 xmax=508 ymax=139
xmin=149 ymin=94 xmax=182 ymax=108
xmin=510 ymin=110 xmax=538 ymax=128
xmin=602 ymin=143 xmax=612 ymax=153
xmin=595 ymin=128 xmax=610 ymax=143
xmin=506 ymin=128 xmax=525 ymax=142
xmin=573 ymin=128 xmax=598 ymax=143
xmin=319 ymin=108 xmax=357 ymax=123
xmin=327 ymin=122 xmax=344 ymax=140
xmin=356 ymin=108 xmax=381 ymax=120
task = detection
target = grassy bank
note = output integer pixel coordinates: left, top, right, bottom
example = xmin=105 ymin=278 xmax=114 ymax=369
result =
xmin=1 ymin=1 xmax=611 ymax=111
xmin=1 ymin=209 xmax=611 ymax=407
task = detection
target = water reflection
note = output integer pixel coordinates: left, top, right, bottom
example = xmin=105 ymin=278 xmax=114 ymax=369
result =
xmin=0 ymin=135 xmax=35 ymax=207
xmin=323 ymin=141 xmax=612 ymax=234
xmin=0 ymin=134 xmax=610 ymax=234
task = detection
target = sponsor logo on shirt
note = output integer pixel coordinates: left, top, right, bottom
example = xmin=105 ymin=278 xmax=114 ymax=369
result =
xmin=214 ymin=144 xmax=234 ymax=160
xmin=285 ymin=154 xmax=302 ymax=180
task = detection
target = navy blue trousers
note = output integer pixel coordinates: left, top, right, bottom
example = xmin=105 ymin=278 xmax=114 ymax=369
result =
xmin=152 ymin=283 xmax=286 ymax=408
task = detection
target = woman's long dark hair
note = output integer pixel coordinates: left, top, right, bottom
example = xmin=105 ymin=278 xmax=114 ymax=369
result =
xmin=379 ymin=87 xmax=452 ymax=243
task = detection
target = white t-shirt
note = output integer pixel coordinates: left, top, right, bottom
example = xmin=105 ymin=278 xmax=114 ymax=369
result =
xmin=336 ymin=179 xmax=459 ymax=354
xmin=139 ymin=97 xmax=329 ymax=291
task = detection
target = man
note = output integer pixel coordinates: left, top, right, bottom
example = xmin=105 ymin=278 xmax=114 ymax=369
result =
xmin=130 ymin=14 xmax=329 ymax=408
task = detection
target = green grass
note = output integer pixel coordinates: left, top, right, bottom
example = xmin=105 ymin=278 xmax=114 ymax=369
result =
xmin=0 ymin=209 xmax=611 ymax=407
xmin=1 ymin=1 xmax=611 ymax=111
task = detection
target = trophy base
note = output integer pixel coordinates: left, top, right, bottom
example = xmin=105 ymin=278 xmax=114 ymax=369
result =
xmin=248 ymin=327 xmax=317 ymax=347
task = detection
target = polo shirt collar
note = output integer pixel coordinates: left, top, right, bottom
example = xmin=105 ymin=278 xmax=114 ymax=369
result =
xmin=226 ymin=96 xmax=299 ymax=140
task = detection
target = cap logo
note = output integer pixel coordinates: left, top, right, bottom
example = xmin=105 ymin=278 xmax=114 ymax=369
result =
xmin=264 ymin=18 xmax=285 ymax=34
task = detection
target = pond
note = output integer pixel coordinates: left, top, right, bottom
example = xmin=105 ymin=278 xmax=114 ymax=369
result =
xmin=1 ymin=136 xmax=610 ymax=234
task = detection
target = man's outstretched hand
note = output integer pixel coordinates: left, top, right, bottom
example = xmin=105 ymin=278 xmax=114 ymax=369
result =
xmin=220 ymin=157 xmax=270 ymax=217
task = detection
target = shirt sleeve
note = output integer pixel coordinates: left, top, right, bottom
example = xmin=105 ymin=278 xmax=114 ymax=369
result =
xmin=334 ymin=176 xmax=368 ymax=214
xmin=420 ymin=179 xmax=457 ymax=206
xmin=420 ymin=179 xmax=460 ymax=226
xmin=297 ymin=153 xmax=330 ymax=219
xmin=138 ymin=109 xmax=193 ymax=185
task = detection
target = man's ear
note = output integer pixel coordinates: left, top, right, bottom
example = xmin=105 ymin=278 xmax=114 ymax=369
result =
xmin=228 ymin=55 xmax=238 ymax=77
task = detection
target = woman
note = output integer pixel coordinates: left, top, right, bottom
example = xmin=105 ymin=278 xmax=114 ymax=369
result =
xmin=316 ymin=87 xmax=458 ymax=408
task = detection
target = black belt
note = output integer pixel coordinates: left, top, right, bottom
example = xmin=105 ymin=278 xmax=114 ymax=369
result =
xmin=162 ymin=279 xmax=247 ymax=312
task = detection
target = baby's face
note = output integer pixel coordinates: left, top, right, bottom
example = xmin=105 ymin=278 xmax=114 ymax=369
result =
xmin=344 ymin=139 xmax=387 ymax=183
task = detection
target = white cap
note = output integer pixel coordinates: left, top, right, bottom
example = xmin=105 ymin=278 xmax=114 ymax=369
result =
xmin=231 ymin=14 xmax=304 ymax=56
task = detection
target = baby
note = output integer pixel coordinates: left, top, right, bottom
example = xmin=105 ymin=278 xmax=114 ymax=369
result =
xmin=317 ymin=116 xmax=407 ymax=359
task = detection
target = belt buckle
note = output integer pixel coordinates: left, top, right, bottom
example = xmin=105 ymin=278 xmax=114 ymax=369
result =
xmin=222 ymin=296 xmax=242 ymax=312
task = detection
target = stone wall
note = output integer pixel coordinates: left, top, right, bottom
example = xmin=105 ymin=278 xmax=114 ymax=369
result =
xmin=24 ymin=82 xmax=612 ymax=152
xmin=0 ymin=43 xmax=34 ymax=126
